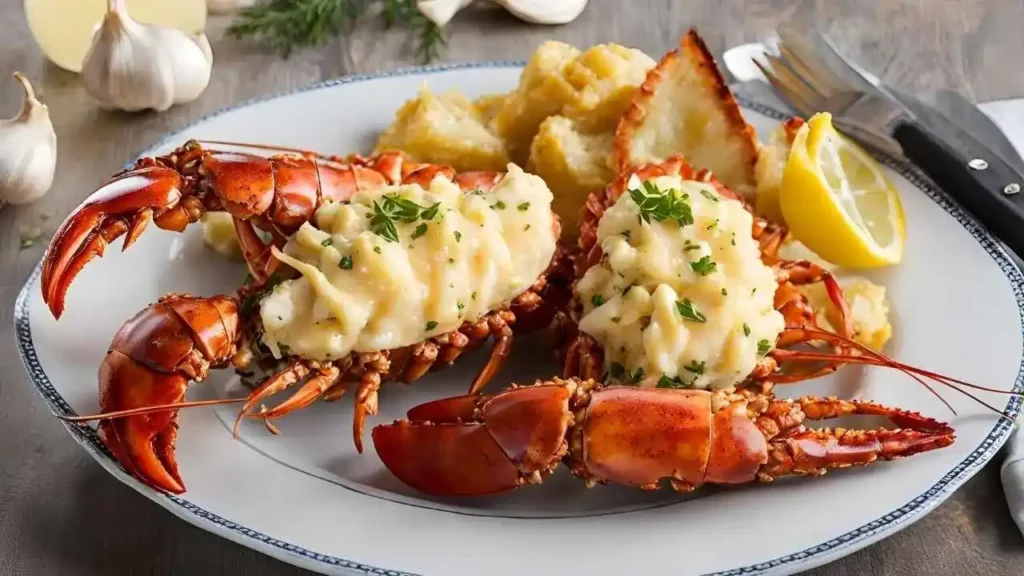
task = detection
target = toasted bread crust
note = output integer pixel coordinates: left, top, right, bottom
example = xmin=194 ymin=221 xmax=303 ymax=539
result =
xmin=612 ymin=29 xmax=760 ymax=200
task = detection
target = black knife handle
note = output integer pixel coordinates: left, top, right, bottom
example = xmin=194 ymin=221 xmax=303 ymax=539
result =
xmin=893 ymin=120 xmax=1024 ymax=258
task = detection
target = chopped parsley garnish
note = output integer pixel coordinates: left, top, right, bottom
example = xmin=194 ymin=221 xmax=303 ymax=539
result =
xmin=731 ymin=238 xmax=736 ymax=246
xmin=369 ymin=194 xmax=441 ymax=242
xmin=684 ymin=360 xmax=706 ymax=375
xmin=609 ymin=362 xmax=626 ymax=380
xmin=676 ymin=299 xmax=707 ymax=323
xmin=524 ymin=224 xmax=531 ymax=231
xmin=453 ymin=231 xmax=462 ymax=243
xmin=373 ymin=246 xmax=382 ymax=254
xmin=683 ymin=244 xmax=702 ymax=252
xmin=517 ymin=202 xmax=530 ymax=211
xmin=339 ymin=255 xmax=353 ymax=270
xmin=421 ymin=202 xmax=441 ymax=221
xmin=320 ymin=238 xmax=333 ymax=247
xmin=611 ymin=316 xmax=621 ymax=323
xmin=425 ymin=320 xmax=438 ymax=331
xmin=592 ymin=295 xmax=606 ymax=307
xmin=700 ymin=189 xmax=720 ymax=203
xmin=448 ymin=257 xmax=455 ymax=263
xmin=757 ymin=339 xmax=772 ymax=356
xmin=369 ymin=200 xmax=401 ymax=242
xmin=657 ymin=375 xmax=691 ymax=389
xmin=706 ymin=219 xmax=718 ymax=231
xmin=690 ymin=255 xmax=717 ymax=276
xmin=743 ymin=323 xmax=751 ymax=336
xmin=627 ymin=367 xmax=645 ymax=384
xmin=457 ymin=302 xmax=465 ymax=311
xmin=411 ymin=222 xmax=428 ymax=240
xmin=471 ymin=291 xmax=477 ymax=300
xmin=492 ymin=200 xmax=506 ymax=210
xmin=721 ymin=288 xmax=728 ymax=296
xmin=628 ymin=180 xmax=694 ymax=227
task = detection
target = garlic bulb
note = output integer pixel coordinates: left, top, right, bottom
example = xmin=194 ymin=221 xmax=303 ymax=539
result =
xmin=494 ymin=0 xmax=588 ymax=24
xmin=417 ymin=0 xmax=476 ymax=27
xmin=0 ymin=73 xmax=57 ymax=206
xmin=417 ymin=0 xmax=587 ymax=27
xmin=207 ymin=0 xmax=257 ymax=13
xmin=81 ymin=0 xmax=213 ymax=112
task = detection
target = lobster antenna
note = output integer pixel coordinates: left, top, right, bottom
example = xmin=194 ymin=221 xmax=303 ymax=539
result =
xmin=783 ymin=328 xmax=1017 ymax=422
xmin=58 ymin=397 xmax=247 ymax=422
xmin=194 ymin=139 xmax=347 ymax=162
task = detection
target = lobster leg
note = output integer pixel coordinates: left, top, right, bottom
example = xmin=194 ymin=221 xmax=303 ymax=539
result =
xmin=757 ymin=396 xmax=956 ymax=480
xmin=95 ymin=294 xmax=241 ymax=494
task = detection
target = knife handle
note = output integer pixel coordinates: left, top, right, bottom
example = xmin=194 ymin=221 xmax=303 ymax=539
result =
xmin=893 ymin=120 xmax=1024 ymax=258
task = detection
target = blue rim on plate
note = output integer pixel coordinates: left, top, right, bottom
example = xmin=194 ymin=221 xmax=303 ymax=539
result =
xmin=13 ymin=61 xmax=1024 ymax=576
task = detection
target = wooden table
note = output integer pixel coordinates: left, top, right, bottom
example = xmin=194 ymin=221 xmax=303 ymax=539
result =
xmin=2 ymin=1 xmax=1024 ymax=574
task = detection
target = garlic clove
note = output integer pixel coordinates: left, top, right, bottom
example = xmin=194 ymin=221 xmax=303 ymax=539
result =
xmin=207 ymin=0 xmax=257 ymax=14
xmin=80 ymin=0 xmax=213 ymax=113
xmin=417 ymin=0 xmax=476 ymax=27
xmin=150 ymin=29 xmax=213 ymax=104
xmin=495 ymin=0 xmax=588 ymax=24
xmin=0 ymin=73 xmax=57 ymax=206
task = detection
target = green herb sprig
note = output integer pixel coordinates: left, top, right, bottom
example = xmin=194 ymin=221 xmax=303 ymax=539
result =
xmin=369 ymin=194 xmax=440 ymax=242
xmin=229 ymin=0 xmax=447 ymax=64
xmin=628 ymin=181 xmax=694 ymax=227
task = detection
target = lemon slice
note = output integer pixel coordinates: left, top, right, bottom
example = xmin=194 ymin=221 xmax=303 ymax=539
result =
xmin=779 ymin=112 xmax=906 ymax=268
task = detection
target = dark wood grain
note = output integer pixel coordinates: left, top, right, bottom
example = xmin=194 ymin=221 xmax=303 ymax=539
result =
xmin=2 ymin=1 xmax=1024 ymax=574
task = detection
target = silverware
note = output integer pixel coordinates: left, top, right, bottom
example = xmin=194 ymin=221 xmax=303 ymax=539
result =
xmin=755 ymin=29 xmax=1024 ymax=259
xmin=808 ymin=29 xmax=1024 ymax=176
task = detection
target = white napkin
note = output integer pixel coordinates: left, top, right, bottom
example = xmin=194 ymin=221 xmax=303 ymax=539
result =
xmin=985 ymin=99 xmax=1024 ymax=536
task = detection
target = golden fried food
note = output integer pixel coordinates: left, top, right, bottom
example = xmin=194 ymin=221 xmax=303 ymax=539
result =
xmin=373 ymin=86 xmax=510 ymax=172
xmin=490 ymin=41 xmax=655 ymax=164
xmin=797 ymin=276 xmax=892 ymax=351
xmin=613 ymin=30 xmax=760 ymax=201
xmin=526 ymin=116 xmax=615 ymax=238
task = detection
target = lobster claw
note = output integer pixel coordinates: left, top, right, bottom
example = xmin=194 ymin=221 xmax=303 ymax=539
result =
xmin=372 ymin=382 xmax=575 ymax=496
xmin=95 ymin=294 xmax=240 ymax=494
xmin=42 ymin=166 xmax=187 ymax=319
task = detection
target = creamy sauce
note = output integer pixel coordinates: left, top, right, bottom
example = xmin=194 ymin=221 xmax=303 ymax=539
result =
xmin=576 ymin=174 xmax=784 ymax=389
xmin=260 ymin=164 xmax=556 ymax=360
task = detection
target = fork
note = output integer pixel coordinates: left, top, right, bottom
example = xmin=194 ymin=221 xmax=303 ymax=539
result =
xmin=755 ymin=28 xmax=1024 ymax=260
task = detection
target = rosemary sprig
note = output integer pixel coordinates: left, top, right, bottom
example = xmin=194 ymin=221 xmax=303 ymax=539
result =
xmin=229 ymin=0 xmax=446 ymax=63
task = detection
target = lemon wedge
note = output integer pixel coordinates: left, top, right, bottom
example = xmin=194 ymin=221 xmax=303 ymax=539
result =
xmin=779 ymin=112 xmax=906 ymax=268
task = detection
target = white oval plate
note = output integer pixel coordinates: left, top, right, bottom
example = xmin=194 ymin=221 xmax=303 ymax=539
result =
xmin=15 ymin=62 xmax=1024 ymax=576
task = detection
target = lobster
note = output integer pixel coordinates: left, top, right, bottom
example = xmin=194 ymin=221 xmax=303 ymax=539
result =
xmin=43 ymin=141 xmax=572 ymax=494
xmin=369 ymin=156 xmax=1011 ymax=497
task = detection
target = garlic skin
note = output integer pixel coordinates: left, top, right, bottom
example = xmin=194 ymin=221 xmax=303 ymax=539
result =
xmin=417 ymin=0 xmax=476 ymax=27
xmin=81 ymin=0 xmax=213 ymax=113
xmin=207 ymin=0 xmax=257 ymax=13
xmin=0 ymin=73 xmax=57 ymax=206
xmin=417 ymin=0 xmax=587 ymax=27
xmin=495 ymin=0 xmax=588 ymax=24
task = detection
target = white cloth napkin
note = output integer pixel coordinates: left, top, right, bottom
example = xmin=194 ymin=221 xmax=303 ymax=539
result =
xmin=985 ymin=99 xmax=1024 ymax=536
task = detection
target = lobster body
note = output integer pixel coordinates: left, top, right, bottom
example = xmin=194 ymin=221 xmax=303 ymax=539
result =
xmin=372 ymin=379 xmax=955 ymax=497
xmin=59 ymin=146 xmax=573 ymax=494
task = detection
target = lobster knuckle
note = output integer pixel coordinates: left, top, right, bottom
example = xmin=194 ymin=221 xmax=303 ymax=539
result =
xmin=110 ymin=302 xmax=196 ymax=373
xmin=704 ymin=400 xmax=769 ymax=484
xmin=202 ymin=152 xmax=274 ymax=218
xmin=162 ymin=295 xmax=237 ymax=362
xmin=481 ymin=383 xmax=574 ymax=474
xmin=582 ymin=388 xmax=711 ymax=488
xmin=268 ymin=156 xmax=320 ymax=235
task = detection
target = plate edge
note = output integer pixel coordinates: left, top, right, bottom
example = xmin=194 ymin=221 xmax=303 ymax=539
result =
xmin=13 ymin=60 xmax=1024 ymax=576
